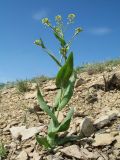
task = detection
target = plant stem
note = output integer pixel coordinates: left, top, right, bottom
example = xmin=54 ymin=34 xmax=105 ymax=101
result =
xmin=60 ymin=55 xmax=63 ymax=64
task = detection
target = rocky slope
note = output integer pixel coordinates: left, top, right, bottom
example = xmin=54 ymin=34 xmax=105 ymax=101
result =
xmin=0 ymin=66 xmax=120 ymax=160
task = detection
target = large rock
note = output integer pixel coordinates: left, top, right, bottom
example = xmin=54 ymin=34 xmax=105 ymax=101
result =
xmin=10 ymin=126 xmax=45 ymax=141
xmin=92 ymin=133 xmax=115 ymax=146
xmin=80 ymin=117 xmax=95 ymax=137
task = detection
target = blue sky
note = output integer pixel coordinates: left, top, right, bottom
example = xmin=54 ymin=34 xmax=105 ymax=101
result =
xmin=0 ymin=0 xmax=120 ymax=82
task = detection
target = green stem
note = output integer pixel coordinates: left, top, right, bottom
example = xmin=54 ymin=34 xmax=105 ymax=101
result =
xmin=66 ymin=33 xmax=76 ymax=49
xmin=60 ymin=55 xmax=63 ymax=64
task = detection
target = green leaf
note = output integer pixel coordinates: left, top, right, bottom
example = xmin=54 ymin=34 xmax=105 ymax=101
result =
xmin=58 ymin=108 xmax=74 ymax=132
xmin=37 ymin=87 xmax=59 ymax=126
xmin=48 ymin=108 xmax=74 ymax=136
xmin=48 ymin=119 xmax=54 ymax=134
xmin=58 ymin=73 xmax=76 ymax=110
xmin=56 ymin=52 xmax=73 ymax=88
xmin=35 ymin=38 xmax=62 ymax=67
xmin=54 ymin=32 xmax=66 ymax=47
xmin=53 ymin=89 xmax=61 ymax=110
xmin=40 ymin=38 xmax=46 ymax=48
xmin=54 ymin=73 xmax=76 ymax=111
xmin=36 ymin=135 xmax=51 ymax=149
xmin=47 ymin=119 xmax=58 ymax=146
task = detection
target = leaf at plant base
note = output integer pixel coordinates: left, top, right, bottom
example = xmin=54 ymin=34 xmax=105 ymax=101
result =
xmin=47 ymin=119 xmax=58 ymax=139
xmin=47 ymin=119 xmax=59 ymax=147
xmin=54 ymin=32 xmax=66 ymax=47
xmin=48 ymin=108 xmax=74 ymax=137
xmin=56 ymin=52 xmax=73 ymax=88
xmin=37 ymin=87 xmax=59 ymax=126
xmin=36 ymin=135 xmax=51 ymax=149
xmin=58 ymin=108 xmax=74 ymax=132
xmin=58 ymin=73 xmax=76 ymax=110
xmin=48 ymin=119 xmax=56 ymax=136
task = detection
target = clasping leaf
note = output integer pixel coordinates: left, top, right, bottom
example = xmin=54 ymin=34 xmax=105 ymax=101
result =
xmin=37 ymin=87 xmax=59 ymax=126
xmin=56 ymin=52 xmax=73 ymax=88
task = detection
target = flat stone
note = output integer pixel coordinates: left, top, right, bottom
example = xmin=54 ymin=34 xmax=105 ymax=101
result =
xmin=24 ymin=91 xmax=36 ymax=100
xmin=94 ymin=110 xmax=119 ymax=129
xmin=17 ymin=150 xmax=28 ymax=160
xmin=75 ymin=78 xmax=85 ymax=87
xmin=93 ymin=133 xmax=115 ymax=146
xmin=107 ymin=110 xmax=118 ymax=120
xmin=118 ymin=113 xmax=120 ymax=118
xmin=118 ymin=124 xmax=120 ymax=131
xmin=80 ymin=117 xmax=95 ymax=137
xmin=30 ymin=83 xmax=37 ymax=90
xmin=44 ymin=83 xmax=57 ymax=91
xmin=25 ymin=147 xmax=34 ymax=154
xmin=10 ymin=126 xmax=44 ymax=141
xmin=60 ymin=145 xmax=83 ymax=159
xmin=1 ymin=90 xmax=8 ymax=95
xmin=32 ymin=151 xmax=41 ymax=160
xmin=94 ymin=115 xmax=110 ymax=129
xmin=81 ymin=148 xmax=100 ymax=159
xmin=55 ymin=111 xmax=64 ymax=122
xmin=47 ymin=155 xmax=63 ymax=160
xmin=114 ymin=135 xmax=120 ymax=149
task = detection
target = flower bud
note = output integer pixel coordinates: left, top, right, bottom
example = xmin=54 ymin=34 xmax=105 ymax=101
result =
xmin=60 ymin=47 xmax=67 ymax=56
xmin=54 ymin=27 xmax=61 ymax=33
xmin=34 ymin=39 xmax=46 ymax=48
xmin=55 ymin=15 xmax=62 ymax=22
xmin=68 ymin=13 xmax=76 ymax=23
xmin=75 ymin=27 xmax=83 ymax=35
xmin=34 ymin=40 xmax=41 ymax=46
xmin=41 ymin=18 xmax=51 ymax=26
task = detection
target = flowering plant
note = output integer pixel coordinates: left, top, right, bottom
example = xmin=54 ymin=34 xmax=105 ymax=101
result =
xmin=34 ymin=14 xmax=82 ymax=149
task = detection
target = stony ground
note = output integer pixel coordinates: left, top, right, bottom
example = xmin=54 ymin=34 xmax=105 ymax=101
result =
xmin=0 ymin=66 xmax=120 ymax=160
